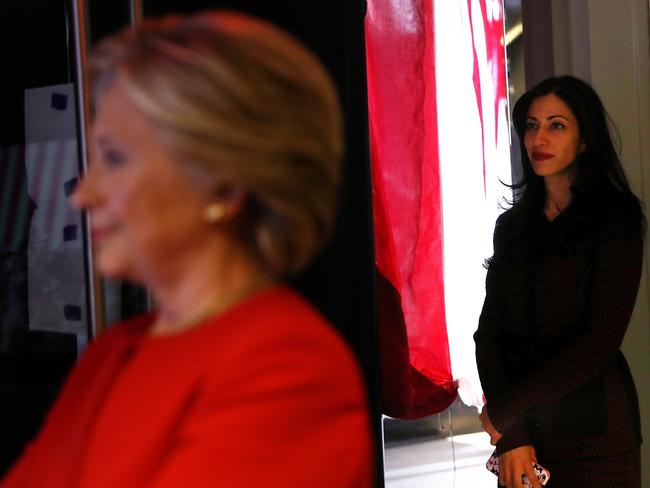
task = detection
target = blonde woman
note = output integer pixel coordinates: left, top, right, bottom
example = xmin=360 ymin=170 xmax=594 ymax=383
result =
xmin=1 ymin=11 xmax=372 ymax=488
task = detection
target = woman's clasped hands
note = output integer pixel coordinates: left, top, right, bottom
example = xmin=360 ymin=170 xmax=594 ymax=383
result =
xmin=479 ymin=406 xmax=502 ymax=445
xmin=480 ymin=407 xmax=542 ymax=488
xmin=497 ymin=446 xmax=542 ymax=488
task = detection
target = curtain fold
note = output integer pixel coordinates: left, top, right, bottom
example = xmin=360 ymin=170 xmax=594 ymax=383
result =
xmin=366 ymin=0 xmax=455 ymax=419
xmin=366 ymin=0 xmax=509 ymax=419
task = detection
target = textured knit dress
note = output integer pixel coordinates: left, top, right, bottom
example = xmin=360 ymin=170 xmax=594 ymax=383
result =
xmin=0 ymin=286 xmax=373 ymax=488
xmin=474 ymin=199 xmax=643 ymax=488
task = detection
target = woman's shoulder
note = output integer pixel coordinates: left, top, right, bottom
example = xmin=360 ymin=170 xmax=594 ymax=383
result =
xmin=581 ymin=191 xmax=645 ymax=241
xmin=74 ymin=314 xmax=153 ymax=363
xmin=91 ymin=313 xmax=154 ymax=348
xmin=604 ymin=194 xmax=644 ymax=229
xmin=188 ymin=288 xmax=371 ymax=488
xmin=223 ymin=285 xmax=326 ymax=328
xmin=199 ymin=285 xmax=361 ymax=370
xmin=198 ymin=285 xmax=368 ymax=408
xmin=491 ymin=205 xmax=528 ymax=250
xmin=494 ymin=204 xmax=531 ymax=232
xmin=229 ymin=286 xmax=355 ymax=357
xmin=495 ymin=206 xmax=518 ymax=226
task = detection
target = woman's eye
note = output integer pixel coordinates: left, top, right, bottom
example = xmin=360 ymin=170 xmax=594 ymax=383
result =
xmin=102 ymin=147 xmax=127 ymax=167
xmin=551 ymin=121 xmax=565 ymax=129
xmin=525 ymin=121 xmax=538 ymax=130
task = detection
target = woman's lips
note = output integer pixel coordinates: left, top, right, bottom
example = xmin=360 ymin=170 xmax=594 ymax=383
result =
xmin=91 ymin=224 xmax=119 ymax=242
xmin=532 ymin=151 xmax=553 ymax=161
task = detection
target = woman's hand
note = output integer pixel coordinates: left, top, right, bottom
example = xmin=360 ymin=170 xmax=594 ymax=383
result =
xmin=498 ymin=445 xmax=542 ymax=488
xmin=479 ymin=406 xmax=503 ymax=445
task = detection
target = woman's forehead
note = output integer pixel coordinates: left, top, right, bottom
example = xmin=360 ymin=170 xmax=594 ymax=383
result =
xmin=527 ymin=94 xmax=576 ymax=119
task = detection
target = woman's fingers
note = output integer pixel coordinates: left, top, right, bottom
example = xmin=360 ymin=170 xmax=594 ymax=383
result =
xmin=498 ymin=445 xmax=539 ymax=488
xmin=490 ymin=430 xmax=503 ymax=444
xmin=525 ymin=463 xmax=542 ymax=488
xmin=479 ymin=408 xmax=487 ymax=428
xmin=489 ymin=431 xmax=501 ymax=445
xmin=479 ymin=406 xmax=504 ymax=444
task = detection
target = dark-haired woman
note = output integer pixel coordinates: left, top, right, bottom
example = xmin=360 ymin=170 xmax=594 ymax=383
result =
xmin=475 ymin=75 xmax=644 ymax=488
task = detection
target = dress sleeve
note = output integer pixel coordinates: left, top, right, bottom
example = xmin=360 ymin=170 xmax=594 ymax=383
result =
xmin=475 ymin=218 xmax=535 ymax=453
xmin=145 ymin=325 xmax=373 ymax=488
xmin=474 ymin=217 xmax=511 ymax=401
xmin=487 ymin=220 xmax=644 ymax=434
xmin=495 ymin=421 xmax=533 ymax=455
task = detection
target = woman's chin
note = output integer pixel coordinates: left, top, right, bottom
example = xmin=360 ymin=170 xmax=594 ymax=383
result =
xmin=95 ymin=250 xmax=134 ymax=281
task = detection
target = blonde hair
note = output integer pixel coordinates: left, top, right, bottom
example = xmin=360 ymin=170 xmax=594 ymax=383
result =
xmin=91 ymin=11 xmax=342 ymax=276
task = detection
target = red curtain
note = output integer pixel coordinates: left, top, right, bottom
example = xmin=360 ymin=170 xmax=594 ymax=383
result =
xmin=365 ymin=0 xmax=456 ymax=419
xmin=367 ymin=0 xmax=510 ymax=418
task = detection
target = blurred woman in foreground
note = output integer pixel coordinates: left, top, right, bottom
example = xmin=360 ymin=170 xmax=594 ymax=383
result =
xmin=1 ymin=10 xmax=372 ymax=488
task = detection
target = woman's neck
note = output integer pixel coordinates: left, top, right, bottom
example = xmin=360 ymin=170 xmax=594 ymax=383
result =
xmin=543 ymin=174 xmax=574 ymax=221
xmin=145 ymin=237 xmax=271 ymax=336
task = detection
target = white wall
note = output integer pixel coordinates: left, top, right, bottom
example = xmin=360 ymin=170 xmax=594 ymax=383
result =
xmin=552 ymin=1 xmax=650 ymax=485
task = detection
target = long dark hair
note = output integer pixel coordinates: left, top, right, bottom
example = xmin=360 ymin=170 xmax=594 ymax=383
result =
xmin=502 ymin=76 xmax=645 ymax=255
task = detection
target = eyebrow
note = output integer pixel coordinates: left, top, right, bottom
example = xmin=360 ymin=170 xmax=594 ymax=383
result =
xmin=94 ymin=134 xmax=125 ymax=147
xmin=526 ymin=115 xmax=571 ymax=121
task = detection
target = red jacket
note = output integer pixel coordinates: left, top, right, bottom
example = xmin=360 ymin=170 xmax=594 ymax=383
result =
xmin=1 ymin=286 xmax=373 ymax=487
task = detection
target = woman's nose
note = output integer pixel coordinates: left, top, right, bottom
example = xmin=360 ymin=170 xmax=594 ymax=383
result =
xmin=70 ymin=167 xmax=100 ymax=211
xmin=532 ymin=128 xmax=549 ymax=147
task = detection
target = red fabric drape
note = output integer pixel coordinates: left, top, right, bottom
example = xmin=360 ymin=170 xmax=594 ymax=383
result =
xmin=365 ymin=0 xmax=456 ymax=419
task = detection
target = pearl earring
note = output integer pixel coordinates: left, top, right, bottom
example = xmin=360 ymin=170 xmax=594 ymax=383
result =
xmin=204 ymin=202 xmax=226 ymax=223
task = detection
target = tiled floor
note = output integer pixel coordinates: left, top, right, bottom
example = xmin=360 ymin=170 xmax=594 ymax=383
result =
xmin=384 ymin=432 xmax=497 ymax=488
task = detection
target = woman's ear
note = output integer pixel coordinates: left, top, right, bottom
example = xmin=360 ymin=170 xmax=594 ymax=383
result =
xmin=204 ymin=184 xmax=248 ymax=223
xmin=579 ymin=141 xmax=587 ymax=153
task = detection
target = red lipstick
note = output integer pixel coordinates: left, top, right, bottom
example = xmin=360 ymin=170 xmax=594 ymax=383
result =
xmin=91 ymin=224 xmax=119 ymax=242
xmin=532 ymin=151 xmax=553 ymax=161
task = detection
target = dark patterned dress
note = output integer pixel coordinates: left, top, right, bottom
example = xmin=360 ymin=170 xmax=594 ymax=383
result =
xmin=475 ymin=200 xmax=643 ymax=487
